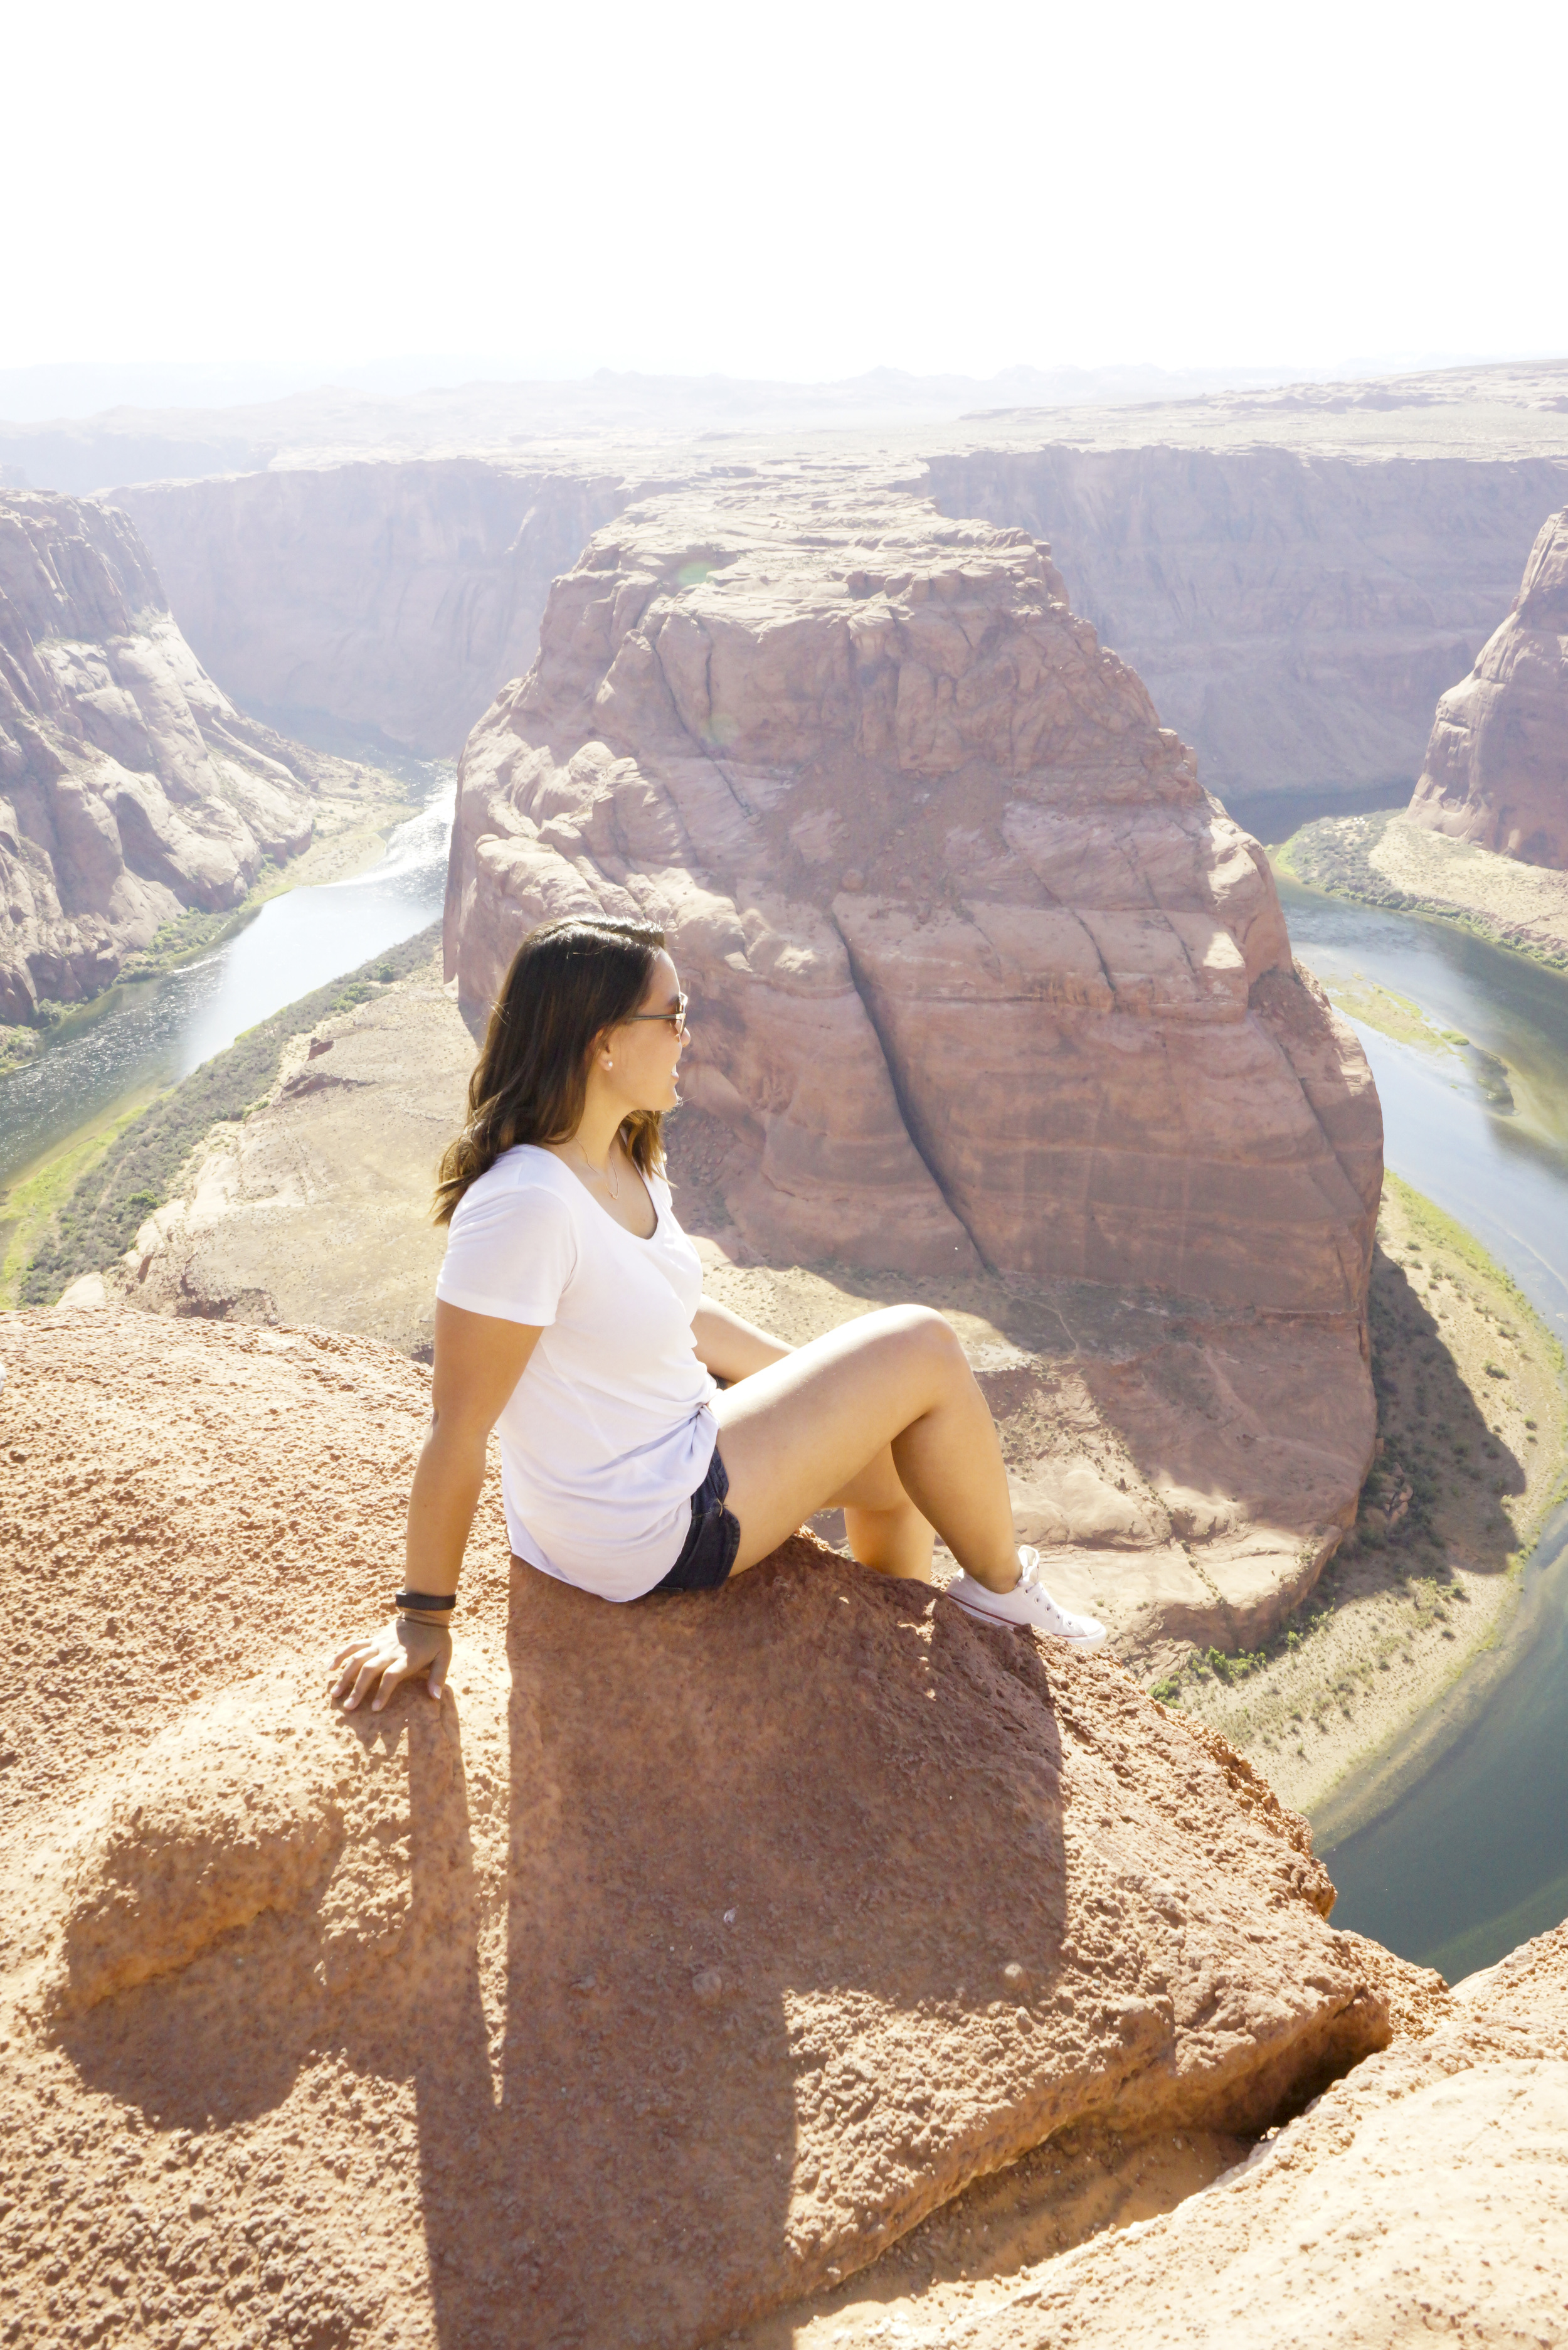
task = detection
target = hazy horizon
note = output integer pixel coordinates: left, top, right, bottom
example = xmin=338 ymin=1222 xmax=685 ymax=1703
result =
xmin=3 ymin=347 xmax=1564 ymax=433
xmin=8 ymin=0 xmax=1563 ymax=403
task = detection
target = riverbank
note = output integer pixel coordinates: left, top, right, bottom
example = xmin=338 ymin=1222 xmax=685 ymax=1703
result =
xmin=0 ymin=764 xmax=420 ymax=1081
xmin=1277 ymin=809 xmax=1568 ymax=976
xmin=1 ymin=923 xmax=444 ymax=1312
xmin=1152 ymin=1172 xmax=1568 ymax=1817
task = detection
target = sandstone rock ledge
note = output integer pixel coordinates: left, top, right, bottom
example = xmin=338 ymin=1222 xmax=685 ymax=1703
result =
xmin=1 ymin=1310 xmax=1394 ymax=2350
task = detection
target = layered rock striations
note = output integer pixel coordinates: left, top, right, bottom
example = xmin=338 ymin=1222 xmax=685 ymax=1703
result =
xmin=0 ymin=490 xmax=361 ymax=1019
xmin=116 ymin=459 xmax=635 ymax=756
xmin=1407 ymin=506 xmax=1568 ymax=866
xmin=1 ymin=1307 xmax=1393 ymax=2349
xmin=446 ymin=471 xmax=1380 ymax=1312
xmin=925 ymin=445 xmax=1568 ymax=811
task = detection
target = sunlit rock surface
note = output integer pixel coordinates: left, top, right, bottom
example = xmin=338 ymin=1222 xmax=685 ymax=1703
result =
xmin=871 ymin=1921 xmax=1568 ymax=2349
xmin=1 ymin=1307 xmax=1392 ymax=2350
xmin=117 ymin=460 xmax=633 ymax=757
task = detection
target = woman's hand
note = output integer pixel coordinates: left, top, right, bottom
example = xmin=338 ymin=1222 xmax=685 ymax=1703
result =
xmin=331 ymin=1617 xmax=450 ymax=1712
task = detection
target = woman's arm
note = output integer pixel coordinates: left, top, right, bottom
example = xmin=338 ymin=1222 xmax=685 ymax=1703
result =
xmin=692 ymin=1296 xmax=795 ymax=1384
xmin=331 ymin=1300 xmax=541 ymax=1713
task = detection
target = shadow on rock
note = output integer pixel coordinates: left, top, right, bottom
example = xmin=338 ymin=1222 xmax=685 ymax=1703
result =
xmin=33 ymin=1532 xmax=1387 ymax=2350
xmin=55 ymin=1904 xmax=327 ymax=2132
xmin=406 ymin=1545 xmax=1068 ymax=2347
xmin=50 ymin=1695 xmax=430 ymax=2132
xmin=1359 ymin=1241 xmax=1528 ymax=1572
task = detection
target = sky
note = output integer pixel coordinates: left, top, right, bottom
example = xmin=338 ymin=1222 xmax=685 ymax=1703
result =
xmin=8 ymin=0 xmax=1565 ymax=392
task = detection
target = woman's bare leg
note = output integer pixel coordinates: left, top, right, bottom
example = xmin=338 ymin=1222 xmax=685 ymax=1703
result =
xmin=824 ymin=1441 xmax=936 ymax=1582
xmin=712 ymin=1305 xmax=1019 ymax=1586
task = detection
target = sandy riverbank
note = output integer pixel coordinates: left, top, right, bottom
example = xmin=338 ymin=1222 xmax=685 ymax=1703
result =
xmin=0 ymin=923 xmax=446 ymax=1312
xmin=1155 ymin=1172 xmax=1568 ymax=1817
xmin=1277 ymin=809 xmax=1568 ymax=974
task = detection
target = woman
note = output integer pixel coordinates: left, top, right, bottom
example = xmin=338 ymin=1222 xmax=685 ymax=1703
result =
xmin=332 ymin=915 xmax=1103 ymax=1714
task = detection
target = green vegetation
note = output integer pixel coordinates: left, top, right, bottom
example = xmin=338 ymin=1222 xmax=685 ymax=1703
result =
xmin=0 ymin=1026 xmax=40 ymax=1079
xmin=0 ymin=1095 xmax=159 ymax=1308
xmin=114 ymin=861 xmax=294 ymax=982
xmin=1152 ymin=1574 xmax=1472 ymax=1717
xmin=10 ymin=921 xmax=440 ymax=1309
xmin=1276 ymin=811 xmax=1568 ymax=976
xmin=1276 ymin=809 xmax=1417 ymax=908
xmin=1389 ymin=1170 xmax=1562 ymax=1342
xmin=1153 ymin=1630 xmax=1310 ymax=1708
xmin=1320 ymin=976 xmax=1456 ymax=1056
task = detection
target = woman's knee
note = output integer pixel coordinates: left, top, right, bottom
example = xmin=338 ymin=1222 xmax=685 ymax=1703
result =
xmin=872 ymin=1303 xmax=967 ymax=1380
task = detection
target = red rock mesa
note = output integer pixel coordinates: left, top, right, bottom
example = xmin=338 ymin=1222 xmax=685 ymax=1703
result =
xmin=446 ymin=467 xmax=1381 ymax=1309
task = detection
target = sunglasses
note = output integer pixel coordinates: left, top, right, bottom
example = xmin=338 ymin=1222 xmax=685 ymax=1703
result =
xmin=624 ymin=992 xmax=689 ymax=1039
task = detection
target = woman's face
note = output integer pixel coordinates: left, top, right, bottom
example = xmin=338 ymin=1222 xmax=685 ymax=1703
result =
xmin=605 ymin=949 xmax=688 ymax=1112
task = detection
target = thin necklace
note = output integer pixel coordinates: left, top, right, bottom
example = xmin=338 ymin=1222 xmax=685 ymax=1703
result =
xmin=575 ymin=1137 xmax=620 ymax=1199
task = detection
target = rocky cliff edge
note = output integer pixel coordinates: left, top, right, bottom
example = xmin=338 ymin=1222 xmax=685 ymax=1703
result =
xmin=1 ymin=1307 xmax=1407 ymax=2350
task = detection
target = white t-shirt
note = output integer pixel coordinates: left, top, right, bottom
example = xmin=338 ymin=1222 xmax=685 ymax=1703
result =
xmin=435 ymin=1144 xmax=718 ymax=1602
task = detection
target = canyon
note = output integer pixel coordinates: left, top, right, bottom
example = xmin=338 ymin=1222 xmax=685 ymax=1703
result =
xmin=73 ymin=359 xmax=1568 ymax=805
xmin=0 ymin=489 xmax=378 ymax=1023
xmin=926 ymin=442 xmax=1568 ymax=813
xmin=1408 ymin=504 xmax=1568 ymax=866
xmin=116 ymin=462 xmax=633 ymax=758
xmin=3 ymin=359 xmax=1567 ymax=2348
xmin=110 ymin=940 xmax=1375 ymax=1663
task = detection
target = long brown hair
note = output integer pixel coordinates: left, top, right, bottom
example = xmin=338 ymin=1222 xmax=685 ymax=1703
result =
xmin=434 ymin=914 xmax=667 ymax=1224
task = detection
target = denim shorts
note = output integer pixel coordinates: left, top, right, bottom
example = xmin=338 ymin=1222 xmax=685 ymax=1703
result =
xmin=649 ymin=1442 xmax=741 ymax=1593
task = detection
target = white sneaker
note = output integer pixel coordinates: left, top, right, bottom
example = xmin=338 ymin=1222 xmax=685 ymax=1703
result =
xmin=946 ymin=1546 xmax=1107 ymax=1644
